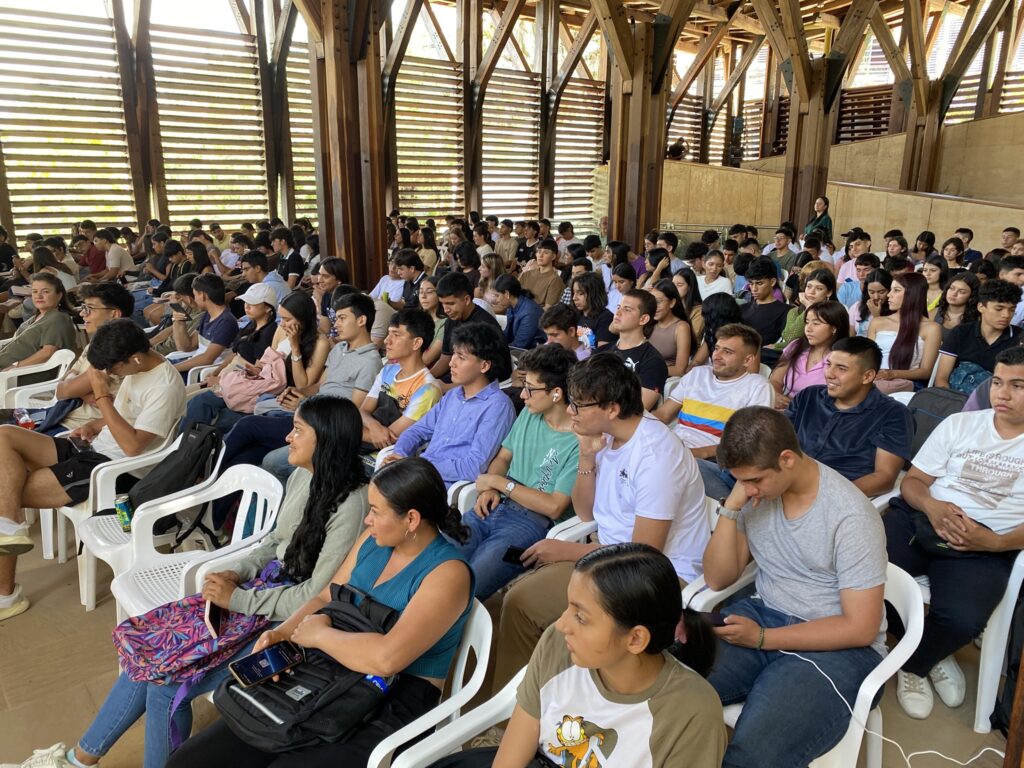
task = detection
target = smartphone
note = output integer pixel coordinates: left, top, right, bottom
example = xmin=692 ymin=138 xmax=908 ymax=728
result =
xmin=502 ymin=545 xmax=526 ymax=565
xmin=169 ymin=302 xmax=191 ymax=319
xmin=68 ymin=436 xmax=91 ymax=453
xmin=228 ymin=642 xmax=305 ymax=687
xmin=701 ymin=611 xmax=729 ymax=628
xmin=204 ymin=600 xmax=225 ymax=639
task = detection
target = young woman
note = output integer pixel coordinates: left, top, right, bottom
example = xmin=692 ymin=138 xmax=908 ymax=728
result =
xmin=31 ymin=245 xmax=77 ymax=291
xmin=8 ymin=397 xmax=371 ymax=768
xmin=186 ymin=241 xmax=215 ymax=275
xmin=848 ymin=268 xmax=892 ymax=337
xmin=774 ymin=266 xmax=835 ymax=349
xmin=636 ymin=247 xmax=671 ymax=291
xmin=166 ymin=457 xmax=474 ymax=768
xmin=142 ymin=241 xmax=191 ymax=325
xmin=770 ymin=300 xmax=850 ymax=409
xmin=571 ymin=272 xmax=615 ymax=348
xmin=933 ymin=271 xmax=980 ymax=341
xmin=698 ymin=251 xmax=733 ymax=300
xmin=686 ymin=292 xmax=749 ymax=372
xmin=911 ymin=231 xmax=938 ymax=264
xmin=607 ymin=263 xmax=637 ymax=314
xmin=648 ymin=278 xmax=693 ymax=377
xmin=418 ymin=275 xmax=447 ymax=366
xmin=476 ymin=252 xmax=505 ymax=302
xmin=418 ymin=227 xmax=440 ymax=275
xmin=940 ymin=237 xmax=966 ymax=272
xmin=885 ymin=235 xmax=910 ymax=263
xmin=430 ymin=544 xmax=725 ymax=768
xmin=868 ymin=272 xmax=942 ymax=393
xmin=671 ymin=267 xmax=705 ymax=342
xmin=921 ymin=254 xmax=949 ymax=318
xmin=394 ymin=226 xmax=412 ymax=252
xmin=803 ymin=195 xmax=833 ymax=243
xmin=313 ymin=257 xmax=351 ymax=334
xmin=0 ymin=273 xmax=79 ymax=376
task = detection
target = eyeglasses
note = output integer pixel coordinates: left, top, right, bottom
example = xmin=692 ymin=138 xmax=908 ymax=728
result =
xmin=80 ymin=304 xmax=114 ymax=315
xmin=567 ymin=397 xmax=605 ymax=415
xmin=521 ymin=383 xmax=552 ymax=398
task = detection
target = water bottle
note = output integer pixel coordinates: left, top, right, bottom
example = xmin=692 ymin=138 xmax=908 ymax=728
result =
xmin=363 ymin=674 xmax=392 ymax=694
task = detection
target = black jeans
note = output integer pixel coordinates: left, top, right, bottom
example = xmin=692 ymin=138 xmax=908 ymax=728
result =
xmin=165 ymin=675 xmax=439 ymax=768
xmin=884 ymin=498 xmax=1018 ymax=677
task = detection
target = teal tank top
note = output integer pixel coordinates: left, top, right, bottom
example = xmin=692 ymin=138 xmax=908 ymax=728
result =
xmin=347 ymin=534 xmax=474 ymax=679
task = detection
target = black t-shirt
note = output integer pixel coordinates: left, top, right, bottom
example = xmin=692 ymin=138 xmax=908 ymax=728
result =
xmin=740 ymin=300 xmax=791 ymax=347
xmin=941 ymin=321 xmax=1022 ymax=373
xmin=441 ymin=303 xmax=502 ymax=356
xmin=277 ymin=249 xmax=305 ymax=280
xmin=580 ymin=309 xmax=617 ymax=345
xmin=403 ymin=272 xmax=425 ymax=308
xmin=516 ymin=239 xmax=538 ymax=263
xmin=233 ymin=320 xmax=278 ymax=364
xmin=610 ymin=341 xmax=668 ymax=394
xmin=0 ymin=243 xmax=16 ymax=271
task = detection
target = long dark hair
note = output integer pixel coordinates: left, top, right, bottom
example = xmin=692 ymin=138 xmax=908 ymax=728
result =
xmin=574 ymin=543 xmax=716 ymax=677
xmin=781 ymin=300 xmax=849 ymax=392
xmin=280 ymin=291 xmax=319 ymax=364
xmin=420 ymin=227 xmax=438 ymax=253
xmin=700 ymin=292 xmax=741 ymax=354
xmin=936 ymin=272 xmax=980 ymax=325
xmin=654 ymin=278 xmax=688 ymax=323
xmin=493 ymin=273 xmax=535 ymax=302
xmin=371 ymin=457 xmax=469 ymax=544
xmin=187 ymin=241 xmax=213 ymax=273
xmin=674 ymin=267 xmax=702 ymax=313
xmin=572 ymin=272 xmax=608 ymax=316
xmin=32 ymin=246 xmax=73 ymax=275
xmin=890 ymin=272 xmax=928 ymax=371
xmin=857 ymin=269 xmax=892 ymax=322
xmin=281 ymin=396 xmax=365 ymax=581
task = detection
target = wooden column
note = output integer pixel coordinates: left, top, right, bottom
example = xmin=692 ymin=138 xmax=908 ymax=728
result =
xmin=0 ymin=139 xmax=16 ymax=241
xmin=132 ymin=0 xmax=168 ymax=223
xmin=254 ymin=0 xmax=281 ymax=220
xmin=356 ymin=1 xmax=388 ymax=279
xmin=458 ymin=0 xmax=483 ymax=214
xmin=108 ymin=0 xmax=150 ymax=227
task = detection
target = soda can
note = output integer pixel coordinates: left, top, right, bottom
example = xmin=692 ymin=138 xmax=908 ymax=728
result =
xmin=363 ymin=674 xmax=389 ymax=694
xmin=114 ymin=494 xmax=134 ymax=533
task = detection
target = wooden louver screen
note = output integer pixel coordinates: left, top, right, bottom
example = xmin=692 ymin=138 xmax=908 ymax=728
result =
xmin=150 ymin=24 xmax=269 ymax=231
xmin=835 ymin=85 xmax=892 ymax=144
xmin=554 ymin=78 xmax=605 ymax=228
xmin=740 ymin=100 xmax=764 ymax=162
xmin=286 ymin=42 xmax=318 ymax=226
xmin=774 ymin=96 xmax=791 ymax=155
xmin=1000 ymin=70 xmax=1024 ymax=113
xmin=0 ymin=5 xmax=137 ymax=236
xmin=666 ymin=94 xmax=703 ymax=160
xmin=944 ymin=75 xmax=981 ymax=125
xmin=395 ymin=57 xmax=465 ymax=220
xmin=481 ymin=68 xmax=540 ymax=219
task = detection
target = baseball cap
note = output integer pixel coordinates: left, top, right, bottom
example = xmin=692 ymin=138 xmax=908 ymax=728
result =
xmin=237 ymin=282 xmax=278 ymax=308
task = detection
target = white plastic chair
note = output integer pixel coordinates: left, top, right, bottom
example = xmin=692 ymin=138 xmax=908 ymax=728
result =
xmin=389 ymin=668 xmax=527 ymax=768
xmin=110 ymin=465 xmax=284 ymax=620
xmin=546 ymin=515 xmax=597 ymax=543
xmin=367 ymin=600 xmax=493 ymax=768
xmin=76 ymin=440 xmax=225 ymax=610
xmin=888 ymin=390 xmax=914 ymax=406
xmin=5 ymin=378 xmax=62 ymax=409
xmin=446 ymin=481 xmax=479 ymax=514
xmin=0 ymin=348 xmax=77 ymax=400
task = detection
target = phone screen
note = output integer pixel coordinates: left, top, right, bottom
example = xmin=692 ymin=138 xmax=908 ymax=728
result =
xmin=229 ymin=642 xmax=305 ymax=687
xmin=205 ymin=600 xmax=225 ymax=638
xmin=68 ymin=436 xmax=91 ymax=453
xmin=170 ymin=302 xmax=191 ymax=318
xmin=502 ymin=545 xmax=526 ymax=565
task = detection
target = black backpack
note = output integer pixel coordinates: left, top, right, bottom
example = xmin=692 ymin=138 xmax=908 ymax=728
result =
xmin=214 ymin=584 xmax=399 ymax=752
xmin=905 ymin=387 xmax=968 ymax=457
xmin=991 ymin=594 xmax=1024 ymax=735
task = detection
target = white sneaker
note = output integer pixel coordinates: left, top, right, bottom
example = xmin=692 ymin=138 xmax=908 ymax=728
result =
xmin=0 ymin=584 xmax=29 ymax=622
xmin=929 ymin=655 xmax=966 ymax=708
xmin=896 ymin=670 xmax=934 ymax=719
xmin=0 ymin=743 xmax=73 ymax=768
xmin=0 ymin=521 xmax=32 ymax=556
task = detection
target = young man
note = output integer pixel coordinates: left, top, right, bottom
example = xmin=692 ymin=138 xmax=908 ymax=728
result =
xmin=76 ymin=220 xmax=107 ymax=275
xmin=786 ymin=336 xmax=913 ymax=497
xmin=238 ymin=251 xmax=289 ymax=304
xmin=657 ymin=231 xmax=683 ymax=274
xmin=934 ymin=278 xmax=1022 ymax=393
xmin=996 ymin=255 xmax=1024 ymax=326
xmin=81 ymin=228 xmax=134 ymax=283
xmin=767 ymin=228 xmax=799 ymax=273
xmin=388 ymin=322 xmax=516 ymax=487
xmin=955 ymin=227 xmax=982 ymax=264
xmin=171 ymin=274 xmax=238 ymax=375
xmin=886 ymin=346 xmax=1024 ymax=720
xmin=270 ymin=227 xmax=304 ymax=289
xmin=555 ymin=221 xmax=581 ymax=257
xmin=608 ymin=289 xmax=668 ymax=410
xmin=740 ymin=257 xmax=790 ymax=354
xmin=837 ymin=253 xmax=881 ymax=308
xmin=456 ymin=344 xmax=580 ymax=600
xmin=368 ymin=254 xmax=406 ymax=303
xmin=515 ymin=220 xmax=541 ymax=264
xmin=430 ymin=270 xmax=502 ymax=384
xmin=495 ymin=219 xmax=518 ymax=267
xmin=1001 ymin=226 xmax=1021 ymax=250
xmin=681 ymin=241 xmax=708 ymax=275
xmin=209 ymin=222 xmax=231 ymax=252
xmin=490 ymin=352 xmax=711 ymax=692
xmin=837 ymin=231 xmax=873 ymax=284
xmin=359 ymin=308 xmax=442 ymax=455
xmin=703 ymin=406 xmax=887 ymax=767
xmin=392 ymin=248 xmax=426 ymax=310
xmin=150 ymin=274 xmax=202 ymax=356
xmin=223 ymin=292 xmax=383 ymax=482
xmin=519 ymin=239 xmax=565 ymax=308
xmin=539 ymin=303 xmax=590 ymax=361
xmin=0 ymin=320 xmax=186 ymax=621
xmin=656 ymin=323 xmax=772 ymax=498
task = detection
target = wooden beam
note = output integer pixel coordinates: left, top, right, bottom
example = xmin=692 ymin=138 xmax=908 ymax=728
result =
xmin=254 ymin=0 xmax=280 ymax=219
xmin=422 ymin=0 xmax=455 ymax=62
xmin=710 ymin=36 xmax=765 ymax=115
xmin=592 ymin=0 xmax=636 ymax=83
xmin=749 ymin=0 xmax=791 ymax=78
xmin=292 ymin=0 xmax=322 ymax=43
xmin=227 ymin=0 xmax=252 ymax=35
xmin=382 ymin=0 xmax=425 ymax=109
xmin=650 ymin=0 xmax=699 ymax=93
xmin=551 ymin=9 xmax=598 ymax=102
xmin=0 ymin=138 xmax=16 ymax=242
xmin=692 ymin=1 xmax=764 ymax=35
xmin=505 ymin=15 xmax=533 ymax=71
xmin=777 ymin=0 xmax=811 ymax=98
xmin=271 ymin=0 xmax=296 ymax=66
xmin=475 ymin=0 xmax=527 ymax=92
xmin=987 ymin=0 xmax=1020 ymax=115
xmin=904 ymin=0 xmax=930 ymax=119
xmin=974 ymin=34 xmax=995 ymax=119
xmin=669 ymin=13 xmax=736 ymax=111
xmin=538 ymin=0 xmax=560 ymax=215
xmin=940 ymin=0 xmax=1012 ymax=118
xmin=941 ymin=0 xmax=981 ymax=77
xmin=107 ymin=0 xmax=149 ymax=227
xmin=869 ymin=6 xmax=914 ymax=84
xmin=924 ymin=7 xmax=946 ymax=54
xmin=831 ymin=0 xmax=877 ymax=59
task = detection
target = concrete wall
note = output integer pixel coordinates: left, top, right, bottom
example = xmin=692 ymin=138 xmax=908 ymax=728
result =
xmin=740 ymin=134 xmax=905 ymax=188
xmin=935 ymin=111 xmax=1024 ymax=206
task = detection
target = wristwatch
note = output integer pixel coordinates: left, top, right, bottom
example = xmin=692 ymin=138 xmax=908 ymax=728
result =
xmin=716 ymin=504 xmax=741 ymax=521
xmin=504 ymin=480 xmax=516 ymax=495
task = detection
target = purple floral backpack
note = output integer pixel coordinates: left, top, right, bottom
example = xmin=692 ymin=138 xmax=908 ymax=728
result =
xmin=112 ymin=560 xmax=291 ymax=685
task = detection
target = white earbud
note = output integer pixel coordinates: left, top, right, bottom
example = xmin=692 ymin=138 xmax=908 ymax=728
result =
xmin=552 ymin=393 xmax=560 ymax=401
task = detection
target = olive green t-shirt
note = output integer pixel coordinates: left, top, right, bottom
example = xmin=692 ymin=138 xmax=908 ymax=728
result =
xmin=519 ymin=625 xmax=726 ymax=767
xmin=0 ymin=310 xmax=79 ymax=384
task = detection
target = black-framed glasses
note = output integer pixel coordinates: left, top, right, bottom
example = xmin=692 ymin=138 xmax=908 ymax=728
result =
xmin=521 ymin=383 xmax=552 ymax=399
xmin=80 ymin=304 xmax=114 ymax=315
xmin=567 ymin=397 xmax=605 ymax=415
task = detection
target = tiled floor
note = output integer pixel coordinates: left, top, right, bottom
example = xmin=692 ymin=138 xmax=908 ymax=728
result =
xmin=0 ymin=526 xmax=1009 ymax=767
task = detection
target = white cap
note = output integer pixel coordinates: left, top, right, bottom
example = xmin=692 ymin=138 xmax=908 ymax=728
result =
xmin=237 ymin=282 xmax=278 ymax=308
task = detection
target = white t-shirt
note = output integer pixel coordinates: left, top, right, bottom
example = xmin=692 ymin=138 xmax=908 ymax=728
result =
xmin=697 ymin=275 xmax=733 ymax=300
xmin=593 ymin=415 xmax=710 ymax=581
xmin=368 ymin=274 xmax=406 ymax=301
xmin=105 ymin=244 xmax=134 ymax=274
xmin=912 ymin=410 xmax=1024 ymax=534
xmin=91 ymin=360 xmax=186 ymax=461
xmin=668 ymin=367 xmax=773 ymax=448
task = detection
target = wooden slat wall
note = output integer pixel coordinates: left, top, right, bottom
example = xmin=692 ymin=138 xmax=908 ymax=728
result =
xmin=286 ymin=41 xmax=318 ymax=226
xmin=1000 ymin=70 xmax=1024 ymax=113
xmin=741 ymin=100 xmax=764 ymax=162
xmin=945 ymin=75 xmax=981 ymax=125
xmin=667 ymin=93 xmax=704 ymax=160
xmin=150 ymin=25 xmax=269 ymax=230
xmin=775 ymin=96 xmax=791 ymax=155
xmin=395 ymin=57 xmax=465 ymax=220
xmin=0 ymin=5 xmax=137 ymax=236
xmin=835 ymin=84 xmax=893 ymax=144
xmin=481 ymin=68 xmax=540 ymax=219
xmin=708 ymin=111 xmax=727 ymax=166
xmin=553 ymin=78 xmax=605 ymax=228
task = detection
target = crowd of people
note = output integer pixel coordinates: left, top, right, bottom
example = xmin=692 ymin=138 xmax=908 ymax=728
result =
xmin=0 ymin=202 xmax=1021 ymax=768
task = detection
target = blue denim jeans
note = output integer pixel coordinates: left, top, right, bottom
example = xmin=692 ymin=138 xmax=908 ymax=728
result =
xmin=222 ymin=412 xmax=294 ymax=469
xmin=78 ymin=639 xmax=256 ymax=768
xmin=456 ymin=498 xmax=551 ymax=600
xmin=182 ymin=390 xmax=247 ymax=435
xmin=697 ymin=457 xmax=735 ymax=501
xmin=707 ymin=597 xmax=882 ymax=768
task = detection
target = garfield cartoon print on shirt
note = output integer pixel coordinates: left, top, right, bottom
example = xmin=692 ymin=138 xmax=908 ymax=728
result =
xmin=546 ymin=714 xmax=618 ymax=768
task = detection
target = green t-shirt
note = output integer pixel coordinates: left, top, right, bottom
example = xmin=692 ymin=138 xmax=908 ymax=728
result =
xmin=0 ymin=310 xmax=79 ymax=383
xmin=503 ymin=409 xmax=579 ymax=502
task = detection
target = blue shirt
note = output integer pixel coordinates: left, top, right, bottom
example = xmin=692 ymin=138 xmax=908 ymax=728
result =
xmin=785 ymin=385 xmax=913 ymax=482
xmin=262 ymin=271 xmax=290 ymax=304
xmin=505 ymin=295 xmax=546 ymax=349
xmin=198 ymin=308 xmax=239 ymax=348
xmin=394 ymin=380 xmax=516 ymax=486
xmin=837 ymin=279 xmax=861 ymax=308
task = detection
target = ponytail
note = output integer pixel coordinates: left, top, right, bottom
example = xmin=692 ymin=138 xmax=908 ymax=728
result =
xmin=667 ymin=609 xmax=717 ymax=678
xmin=439 ymin=503 xmax=470 ymax=544
xmin=371 ymin=457 xmax=469 ymax=542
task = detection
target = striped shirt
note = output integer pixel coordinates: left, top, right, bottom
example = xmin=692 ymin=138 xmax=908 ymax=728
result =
xmin=667 ymin=366 xmax=773 ymax=449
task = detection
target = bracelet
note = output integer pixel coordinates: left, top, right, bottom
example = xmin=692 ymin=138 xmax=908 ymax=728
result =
xmin=290 ymin=354 xmax=302 ymax=362
xmin=95 ymin=393 xmax=114 ymax=403
xmin=756 ymin=626 xmax=765 ymax=650
xmin=577 ymin=466 xmax=596 ymax=476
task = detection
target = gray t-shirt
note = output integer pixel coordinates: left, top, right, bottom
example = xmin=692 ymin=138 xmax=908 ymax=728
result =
xmin=319 ymin=341 xmax=382 ymax=400
xmin=737 ymin=461 xmax=887 ymax=653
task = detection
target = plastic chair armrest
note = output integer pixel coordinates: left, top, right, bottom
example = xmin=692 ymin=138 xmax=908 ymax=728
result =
xmin=682 ymin=562 xmax=759 ymax=611
xmin=7 ymin=381 xmax=60 ymax=407
xmin=547 ymin=516 xmax=597 ymax=542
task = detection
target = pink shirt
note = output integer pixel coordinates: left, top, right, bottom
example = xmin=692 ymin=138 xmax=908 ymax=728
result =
xmin=781 ymin=340 xmax=828 ymax=396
